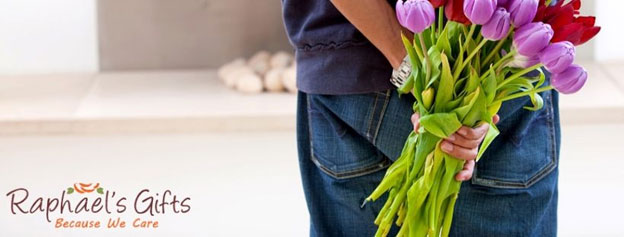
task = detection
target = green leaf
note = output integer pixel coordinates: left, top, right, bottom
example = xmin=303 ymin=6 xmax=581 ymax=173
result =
xmin=67 ymin=187 xmax=74 ymax=194
xmin=497 ymin=67 xmax=511 ymax=84
xmin=413 ymin=66 xmax=425 ymax=107
xmin=465 ymin=67 xmax=480 ymax=93
xmin=535 ymin=68 xmax=546 ymax=88
xmin=419 ymin=113 xmax=462 ymax=138
xmin=97 ymin=187 xmax=104 ymax=195
xmin=446 ymin=95 xmax=464 ymax=111
xmin=425 ymin=47 xmax=442 ymax=88
xmin=402 ymin=33 xmax=420 ymax=70
xmin=476 ymin=123 xmax=500 ymax=162
xmin=398 ymin=74 xmax=414 ymax=95
xmin=434 ymin=53 xmax=455 ymax=113
xmin=413 ymin=101 xmax=420 ymax=112
xmin=524 ymin=92 xmax=544 ymax=111
xmin=453 ymin=35 xmax=465 ymax=77
xmin=454 ymin=77 xmax=468 ymax=96
xmin=463 ymin=87 xmax=489 ymax=127
xmin=436 ymin=26 xmax=452 ymax=58
xmin=446 ymin=22 xmax=462 ymax=55
xmin=422 ymin=28 xmax=434 ymax=48
xmin=487 ymin=101 xmax=502 ymax=117
xmin=498 ymin=76 xmax=534 ymax=92
xmin=483 ymin=67 xmax=497 ymax=104
xmin=453 ymin=87 xmax=480 ymax=121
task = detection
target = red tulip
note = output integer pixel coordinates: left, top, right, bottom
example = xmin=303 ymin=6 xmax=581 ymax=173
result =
xmin=445 ymin=0 xmax=471 ymax=25
xmin=533 ymin=0 xmax=600 ymax=46
xmin=429 ymin=0 xmax=448 ymax=8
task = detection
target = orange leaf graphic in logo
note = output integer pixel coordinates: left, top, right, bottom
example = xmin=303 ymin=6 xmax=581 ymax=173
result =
xmin=68 ymin=183 xmax=103 ymax=195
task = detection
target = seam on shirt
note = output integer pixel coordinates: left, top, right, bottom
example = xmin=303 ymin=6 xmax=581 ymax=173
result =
xmin=297 ymin=40 xmax=370 ymax=52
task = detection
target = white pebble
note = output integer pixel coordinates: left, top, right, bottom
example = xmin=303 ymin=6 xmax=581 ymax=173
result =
xmin=236 ymin=73 xmax=264 ymax=94
xmin=217 ymin=58 xmax=246 ymax=82
xmin=281 ymin=65 xmax=297 ymax=93
xmin=264 ymin=68 xmax=285 ymax=92
xmin=248 ymin=51 xmax=271 ymax=76
xmin=225 ymin=66 xmax=255 ymax=89
xmin=270 ymin=51 xmax=294 ymax=69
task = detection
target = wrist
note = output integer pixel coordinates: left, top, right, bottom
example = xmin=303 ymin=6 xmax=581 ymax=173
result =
xmin=390 ymin=53 xmax=406 ymax=69
xmin=388 ymin=46 xmax=407 ymax=69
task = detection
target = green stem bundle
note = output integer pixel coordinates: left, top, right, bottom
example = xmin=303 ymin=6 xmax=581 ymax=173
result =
xmin=367 ymin=17 xmax=552 ymax=237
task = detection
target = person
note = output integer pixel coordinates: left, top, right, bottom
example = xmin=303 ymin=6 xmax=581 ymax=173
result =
xmin=282 ymin=0 xmax=560 ymax=236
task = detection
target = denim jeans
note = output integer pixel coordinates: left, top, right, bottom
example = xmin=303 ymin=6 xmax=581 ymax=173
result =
xmin=297 ymin=88 xmax=560 ymax=236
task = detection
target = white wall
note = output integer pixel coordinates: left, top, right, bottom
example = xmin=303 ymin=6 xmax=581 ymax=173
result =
xmin=595 ymin=0 xmax=624 ymax=62
xmin=0 ymin=0 xmax=98 ymax=75
xmin=0 ymin=0 xmax=617 ymax=74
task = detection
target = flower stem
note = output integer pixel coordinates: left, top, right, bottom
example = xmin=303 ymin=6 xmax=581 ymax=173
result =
xmin=482 ymin=27 xmax=514 ymax=68
xmin=493 ymin=85 xmax=554 ymax=104
xmin=455 ymin=38 xmax=488 ymax=79
xmin=465 ymin=25 xmax=476 ymax=48
xmin=419 ymin=33 xmax=432 ymax=85
xmin=492 ymin=49 xmax=517 ymax=71
xmin=496 ymin=63 xmax=543 ymax=90
xmin=438 ymin=7 xmax=444 ymax=36
xmin=413 ymin=38 xmax=425 ymax=63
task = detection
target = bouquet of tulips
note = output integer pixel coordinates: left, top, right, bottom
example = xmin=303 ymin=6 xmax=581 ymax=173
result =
xmin=364 ymin=0 xmax=600 ymax=236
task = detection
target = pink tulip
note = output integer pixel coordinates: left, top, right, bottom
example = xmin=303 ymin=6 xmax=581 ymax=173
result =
xmin=540 ymin=41 xmax=575 ymax=74
xmin=463 ymin=0 xmax=498 ymax=25
xmin=513 ymin=22 xmax=554 ymax=57
xmin=397 ymin=0 xmax=436 ymax=33
xmin=551 ymin=64 xmax=587 ymax=94
xmin=482 ymin=7 xmax=511 ymax=40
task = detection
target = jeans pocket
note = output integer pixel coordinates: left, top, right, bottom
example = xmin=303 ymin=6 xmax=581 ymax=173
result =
xmin=471 ymin=91 xmax=558 ymax=189
xmin=306 ymin=93 xmax=391 ymax=179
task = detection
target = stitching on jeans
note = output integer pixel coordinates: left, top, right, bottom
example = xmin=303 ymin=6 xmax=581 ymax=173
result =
xmin=372 ymin=90 xmax=391 ymax=145
xmin=366 ymin=93 xmax=379 ymax=141
xmin=471 ymin=92 xmax=557 ymax=189
xmin=310 ymin=155 xmax=391 ymax=179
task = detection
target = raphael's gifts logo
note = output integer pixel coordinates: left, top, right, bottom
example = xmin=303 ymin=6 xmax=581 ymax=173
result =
xmin=5 ymin=182 xmax=191 ymax=229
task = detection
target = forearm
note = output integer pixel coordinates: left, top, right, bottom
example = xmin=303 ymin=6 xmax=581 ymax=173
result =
xmin=330 ymin=0 xmax=410 ymax=68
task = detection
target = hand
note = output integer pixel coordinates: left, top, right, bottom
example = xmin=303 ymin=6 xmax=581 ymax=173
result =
xmin=411 ymin=113 xmax=500 ymax=181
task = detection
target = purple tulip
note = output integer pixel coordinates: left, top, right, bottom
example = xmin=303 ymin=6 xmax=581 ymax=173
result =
xmin=463 ymin=0 xmax=498 ymax=25
xmin=508 ymin=0 xmax=539 ymax=27
xmin=551 ymin=64 xmax=587 ymax=94
xmin=482 ymin=8 xmax=511 ymax=40
xmin=396 ymin=0 xmax=436 ymax=33
xmin=513 ymin=22 xmax=554 ymax=57
xmin=540 ymin=41 xmax=575 ymax=73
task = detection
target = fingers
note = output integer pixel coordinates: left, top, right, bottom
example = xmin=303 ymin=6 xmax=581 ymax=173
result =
xmin=455 ymin=160 xmax=475 ymax=181
xmin=411 ymin=113 xmax=420 ymax=133
xmin=445 ymin=134 xmax=482 ymax=149
xmin=456 ymin=123 xmax=489 ymax=140
xmin=441 ymin=140 xmax=478 ymax=160
xmin=493 ymin=114 xmax=500 ymax=124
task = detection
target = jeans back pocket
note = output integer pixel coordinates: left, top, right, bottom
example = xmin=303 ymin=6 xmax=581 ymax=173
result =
xmin=306 ymin=92 xmax=392 ymax=179
xmin=471 ymin=90 xmax=558 ymax=189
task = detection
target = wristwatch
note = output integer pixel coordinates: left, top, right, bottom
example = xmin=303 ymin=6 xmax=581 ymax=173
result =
xmin=390 ymin=55 xmax=412 ymax=88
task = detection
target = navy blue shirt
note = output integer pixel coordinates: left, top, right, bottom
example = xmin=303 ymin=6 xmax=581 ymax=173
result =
xmin=282 ymin=0 xmax=397 ymax=95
